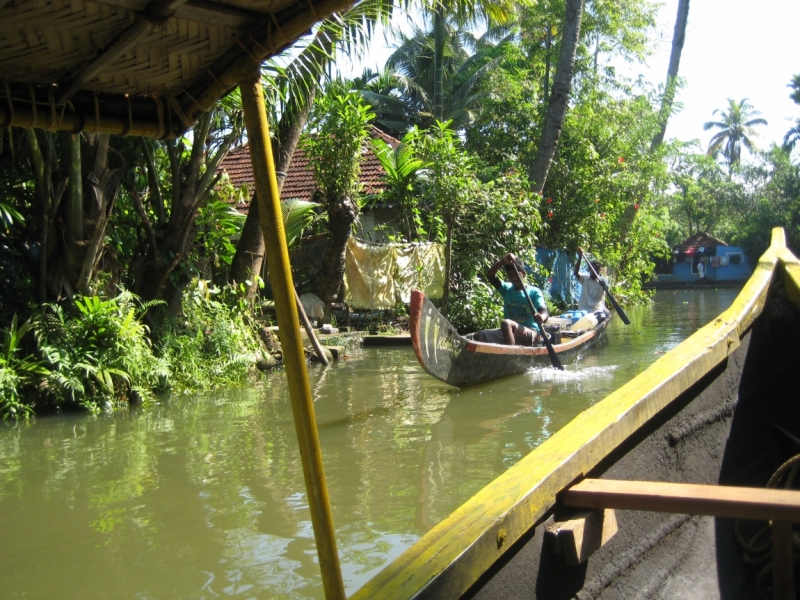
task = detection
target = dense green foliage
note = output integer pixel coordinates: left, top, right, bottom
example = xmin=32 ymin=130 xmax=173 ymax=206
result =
xmin=302 ymin=91 xmax=376 ymax=202
xmin=0 ymin=284 xmax=266 ymax=419
xmin=1 ymin=292 xmax=167 ymax=418
xmin=155 ymin=280 xmax=265 ymax=392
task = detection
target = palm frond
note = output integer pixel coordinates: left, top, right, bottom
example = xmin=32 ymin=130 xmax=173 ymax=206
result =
xmin=281 ymin=198 xmax=320 ymax=249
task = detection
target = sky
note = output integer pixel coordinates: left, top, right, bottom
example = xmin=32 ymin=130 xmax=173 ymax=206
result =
xmin=337 ymin=0 xmax=800 ymax=152
xmin=629 ymin=0 xmax=799 ymax=151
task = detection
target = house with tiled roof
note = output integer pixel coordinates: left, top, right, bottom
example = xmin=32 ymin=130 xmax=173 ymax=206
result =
xmin=218 ymin=126 xmax=402 ymax=243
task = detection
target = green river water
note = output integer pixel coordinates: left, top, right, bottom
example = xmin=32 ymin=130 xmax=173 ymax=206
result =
xmin=0 ymin=288 xmax=740 ymax=599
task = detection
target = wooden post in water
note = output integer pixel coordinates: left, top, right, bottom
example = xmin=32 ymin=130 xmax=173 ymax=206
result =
xmin=239 ymin=66 xmax=345 ymax=600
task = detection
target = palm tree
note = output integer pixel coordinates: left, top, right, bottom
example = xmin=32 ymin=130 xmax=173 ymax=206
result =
xmin=425 ymin=0 xmax=519 ymax=123
xmin=783 ymin=119 xmax=800 ymax=153
xmin=357 ymin=23 xmax=510 ymax=134
xmin=527 ymin=0 xmax=585 ymax=194
xmin=703 ymin=98 xmax=767 ymax=171
xmin=651 ymin=0 xmax=690 ymax=150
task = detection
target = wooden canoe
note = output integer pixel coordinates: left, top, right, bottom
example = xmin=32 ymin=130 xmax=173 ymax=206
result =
xmin=352 ymin=228 xmax=800 ymax=600
xmin=409 ymin=290 xmax=611 ymax=388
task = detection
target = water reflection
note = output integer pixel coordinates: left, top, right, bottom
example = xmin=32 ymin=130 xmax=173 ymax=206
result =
xmin=0 ymin=288 xmax=739 ymax=598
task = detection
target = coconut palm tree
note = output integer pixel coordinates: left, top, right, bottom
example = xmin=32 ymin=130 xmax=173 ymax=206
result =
xmin=703 ymin=98 xmax=767 ymax=171
xmin=356 ymin=23 xmax=513 ymax=135
xmin=783 ymin=119 xmax=800 ymax=153
xmin=651 ymin=0 xmax=690 ymax=150
xmin=427 ymin=0 xmax=519 ymax=122
xmin=527 ymin=0 xmax=585 ymax=194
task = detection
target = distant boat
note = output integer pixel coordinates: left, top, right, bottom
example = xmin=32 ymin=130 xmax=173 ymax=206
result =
xmin=409 ymin=290 xmax=611 ymax=388
xmin=647 ymin=231 xmax=752 ymax=288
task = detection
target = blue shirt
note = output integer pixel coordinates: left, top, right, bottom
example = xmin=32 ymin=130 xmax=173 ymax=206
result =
xmin=497 ymin=281 xmax=546 ymax=328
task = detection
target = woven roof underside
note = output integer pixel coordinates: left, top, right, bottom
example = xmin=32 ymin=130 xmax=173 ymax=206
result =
xmin=0 ymin=0 xmax=357 ymax=138
xmin=0 ymin=3 xmax=234 ymax=96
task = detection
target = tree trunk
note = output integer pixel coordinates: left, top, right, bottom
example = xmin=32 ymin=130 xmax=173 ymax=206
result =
xmin=141 ymin=138 xmax=165 ymax=225
xmin=133 ymin=112 xmax=237 ymax=303
xmin=441 ymin=218 xmax=454 ymax=316
xmin=433 ymin=8 xmax=445 ymax=122
xmin=650 ymin=0 xmax=690 ymax=150
xmin=25 ymin=129 xmax=48 ymax=302
xmin=528 ymin=0 xmax=585 ymax=195
xmin=314 ymin=194 xmax=358 ymax=306
xmin=75 ymin=167 xmax=124 ymax=294
xmin=19 ymin=130 xmax=127 ymax=301
xmin=67 ymin=134 xmax=83 ymax=240
xmin=543 ymin=25 xmax=552 ymax=102
xmin=230 ymin=87 xmax=315 ymax=297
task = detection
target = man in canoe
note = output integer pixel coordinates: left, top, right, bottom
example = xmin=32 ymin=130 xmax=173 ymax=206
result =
xmin=474 ymin=253 xmax=549 ymax=346
xmin=574 ymin=247 xmax=610 ymax=322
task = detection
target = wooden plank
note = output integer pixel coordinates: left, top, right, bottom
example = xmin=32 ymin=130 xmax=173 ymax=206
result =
xmin=772 ymin=520 xmax=795 ymax=600
xmin=563 ymin=479 xmax=800 ymax=522
xmin=544 ymin=509 xmax=618 ymax=565
xmin=351 ymin=229 xmax=786 ymax=600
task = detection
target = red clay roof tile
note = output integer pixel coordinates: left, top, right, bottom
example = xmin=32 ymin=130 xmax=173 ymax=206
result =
xmin=218 ymin=126 xmax=400 ymax=213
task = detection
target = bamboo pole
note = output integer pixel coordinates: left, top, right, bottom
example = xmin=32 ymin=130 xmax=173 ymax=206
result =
xmin=296 ymin=288 xmax=330 ymax=366
xmin=239 ymin=68 xmax=345 ymax=599
xmin=0 ymin=104 xmax=165 ymax=138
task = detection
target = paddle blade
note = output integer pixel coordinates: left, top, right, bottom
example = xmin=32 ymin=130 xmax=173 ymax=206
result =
xmin=537 ymin=322 xmax=564 ymax=370
xmin=604 ymin=289 xmax=631 ymax=325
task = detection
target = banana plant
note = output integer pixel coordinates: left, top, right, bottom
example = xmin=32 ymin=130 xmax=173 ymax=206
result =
xmin=370 ymin=136 xmax=429 ymax=241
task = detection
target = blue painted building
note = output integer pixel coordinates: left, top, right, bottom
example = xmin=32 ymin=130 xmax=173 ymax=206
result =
xmin=647 ymin=232 xmax=752 ymax=288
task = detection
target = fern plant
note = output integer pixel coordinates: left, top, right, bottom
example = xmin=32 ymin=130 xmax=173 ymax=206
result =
xmin=0 ymin=315 xmax=46 ymax=419
xmin=32 ymin=291 xmax=169 ymax=413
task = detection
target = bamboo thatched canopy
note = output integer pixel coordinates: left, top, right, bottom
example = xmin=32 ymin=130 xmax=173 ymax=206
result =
xmin=0 ymin=0 xmax=357 ymax=138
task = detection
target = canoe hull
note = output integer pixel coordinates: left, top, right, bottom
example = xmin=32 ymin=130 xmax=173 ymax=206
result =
xmin=409 ymin=290 xmax=610 ymax=388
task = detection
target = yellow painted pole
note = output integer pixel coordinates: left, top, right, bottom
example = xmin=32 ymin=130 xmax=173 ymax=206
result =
xmin=239 ymin=68 xmax=346 ymax=600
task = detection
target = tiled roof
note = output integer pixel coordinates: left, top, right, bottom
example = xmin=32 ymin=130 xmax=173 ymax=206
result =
xmin=675 ymin=232 xmax=728 ymax=253
xmin=218 ymin=126 xmax=400 ymax=213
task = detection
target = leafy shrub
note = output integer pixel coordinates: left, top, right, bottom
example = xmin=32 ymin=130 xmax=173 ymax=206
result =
xmin=32 ymin=291 xmax=169 ymax=413
xmin=447 ymin=278 xmax=505 ymax=333
xmin=155 ymin=279 xmax=263 ymax=391
xmin=0 ymin=316 xmax=45 ymax=419
xmin=0 ymin=291 xmax=169 ymax=418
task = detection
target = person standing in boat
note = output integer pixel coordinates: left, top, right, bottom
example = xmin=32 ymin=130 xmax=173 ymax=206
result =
xmin=574 ymin=247 xmax=610 ymax=322
xmin=474 ymin=253 xmax=549 ymax=346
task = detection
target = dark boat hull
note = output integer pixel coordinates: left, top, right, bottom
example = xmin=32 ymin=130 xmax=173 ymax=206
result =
xmin=409 ymin=290 xmax=611 ymax=388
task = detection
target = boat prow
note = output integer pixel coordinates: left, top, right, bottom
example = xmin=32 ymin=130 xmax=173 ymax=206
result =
xmin=409 ymin=290 xmax=611 ymax=388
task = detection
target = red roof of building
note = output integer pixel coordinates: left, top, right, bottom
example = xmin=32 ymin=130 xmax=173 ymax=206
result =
xmin=218 ymin=127 xmax=400 ymax=214
xmin=674 ymin=232 xmax=728 ymax=254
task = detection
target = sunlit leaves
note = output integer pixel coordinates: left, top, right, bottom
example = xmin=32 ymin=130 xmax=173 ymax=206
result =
xmin=301 ymin=89 xmax=375 ymax=202
xmin=281 ymin=198 xmax=320 ymax=249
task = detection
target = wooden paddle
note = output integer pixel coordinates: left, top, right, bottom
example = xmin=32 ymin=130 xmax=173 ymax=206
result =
xmin=516 ymin=267 xmax=564 ymax=371
xmin=580 ymin=251 xmax=631 ymax=325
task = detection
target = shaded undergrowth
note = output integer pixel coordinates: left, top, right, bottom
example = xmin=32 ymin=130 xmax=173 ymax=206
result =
xmin=0 ymin=281 xmax=266 ymax=419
